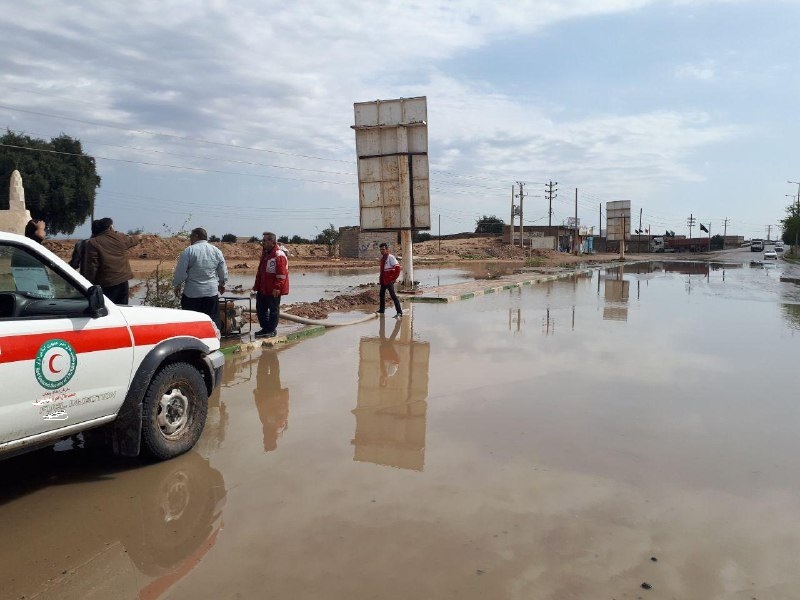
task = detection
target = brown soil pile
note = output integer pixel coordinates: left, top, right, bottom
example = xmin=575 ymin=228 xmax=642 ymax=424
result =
xmin=282 ymin=287 xmax=381 ymax=320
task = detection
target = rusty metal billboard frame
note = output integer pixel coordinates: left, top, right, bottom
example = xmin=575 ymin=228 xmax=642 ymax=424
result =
xmin=352 ymin=96 xmax=431 ymax=232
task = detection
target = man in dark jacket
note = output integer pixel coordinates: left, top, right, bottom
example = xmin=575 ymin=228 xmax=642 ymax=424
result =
xmin=84 ymin=217 xmax=140 ymax=304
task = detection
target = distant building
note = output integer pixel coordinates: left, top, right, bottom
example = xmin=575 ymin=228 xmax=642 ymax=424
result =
xmin=338 ymin=226 xmax=393 ymax=259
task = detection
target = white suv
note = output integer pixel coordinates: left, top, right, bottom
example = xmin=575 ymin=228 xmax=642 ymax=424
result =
xmin=0 ymin=232 xmax=224 ymax=460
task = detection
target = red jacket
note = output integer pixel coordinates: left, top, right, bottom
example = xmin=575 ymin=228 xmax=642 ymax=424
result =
xmin=379 ymin=253 xmax=401 ymax=285
xmin=254 ymin=246 xmax=289 ymax=295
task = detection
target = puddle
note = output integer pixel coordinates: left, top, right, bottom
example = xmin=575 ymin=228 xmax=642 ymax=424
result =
xmin=128 ymin=262 xmax=522 ymax=305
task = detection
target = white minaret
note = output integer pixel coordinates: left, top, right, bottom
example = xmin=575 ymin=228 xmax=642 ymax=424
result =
xmin=0 ymin=169 xmax=33 ymax=234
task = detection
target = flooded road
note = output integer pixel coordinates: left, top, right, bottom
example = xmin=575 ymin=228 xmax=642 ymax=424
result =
xmin=2 ymin=260 xmax=800 ymax=599
xmin=132 ymin=261 xmax=522 ymax=305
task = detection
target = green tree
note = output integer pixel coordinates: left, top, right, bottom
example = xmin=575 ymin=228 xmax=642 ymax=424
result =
xmin=710 ymin=234 xmax=724 ymax=250
xmin=781 ymin=200 xmax=800 ymax=251
xmin=475 ymin=215 xmax=504 ymax=234
xmin=290 ymin=234 xmax=311 ymax=244
xmin=221 ymin=233 xmax=238 ymax=243
xmin=314 ymin=223 xmax=340 ymax=256
xmin=414 ymin=232 xmax=433 ymax=242
xmin=0 ymin=130 xmax=101 ymax=234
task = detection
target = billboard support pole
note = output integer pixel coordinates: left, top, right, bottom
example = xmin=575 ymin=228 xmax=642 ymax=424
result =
xmin=397 ymin=125 xmax=414 ymax=290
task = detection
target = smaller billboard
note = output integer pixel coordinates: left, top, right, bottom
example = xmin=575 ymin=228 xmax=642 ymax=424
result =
xmin=606 ymin=200 xmax=631 ymax=242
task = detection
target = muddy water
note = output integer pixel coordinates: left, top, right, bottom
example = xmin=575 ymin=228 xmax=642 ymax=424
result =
xmin=130 ymin=261 xmax=522 ymax=305
xmin=2 ymin=262 xmax=800 ymax=599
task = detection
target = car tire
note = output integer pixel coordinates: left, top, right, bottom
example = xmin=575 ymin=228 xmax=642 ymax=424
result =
xmin=141 ymin=362 xmax=208 ymax=460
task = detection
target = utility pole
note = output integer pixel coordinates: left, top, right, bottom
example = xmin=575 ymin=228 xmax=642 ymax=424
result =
xmin=638 ymin=207 xmax=643 ymax=253
xmin=515 ymin=181 xmax=526 ymax=248
xmin=574 ymin=188 xmax=579 ymax=255
xmin=722 ymin=217 xmax=729 ymax=249
xmin=687 ymin=213 xmax=696 ymax=239
xmin=510 ymin=185 xmax=515 ymax=245
xmin=766 ymin=225 xmax=772 ymax=241
xmin=438 ymin=213 xmax=441 ymax=255
xmin=599 ymin=203 xmax=602 ymax=253
xmin=545 ymin=180 xmax=557 ymax=228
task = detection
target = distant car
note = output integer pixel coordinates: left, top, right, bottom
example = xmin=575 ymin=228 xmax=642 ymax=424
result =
xmin=775 ymin=245 xmax=784 ymax=253
xmin=764 ymin=249 xmax=778 ymax=260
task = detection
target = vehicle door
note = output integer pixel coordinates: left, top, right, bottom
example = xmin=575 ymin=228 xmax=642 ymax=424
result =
xmin=0 ymin=241 xmax=135 ymax=444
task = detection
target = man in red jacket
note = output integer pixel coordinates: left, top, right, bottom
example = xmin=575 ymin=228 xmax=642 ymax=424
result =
xmin=377 ymin=242 xmax=403 ymax=318
xmin=252 ymin=232 xmax=289 ymax=338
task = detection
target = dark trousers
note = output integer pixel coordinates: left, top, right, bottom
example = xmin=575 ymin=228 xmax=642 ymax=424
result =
xmin=182 ymin=294 xmax=220 ymax=326
xmin=379 ymin=282 xmax=402 ymax=314
xmin=103 ymin=281 xmax=129 ymax=305
xmin=256 ymin=292 xmax=281 ymax=333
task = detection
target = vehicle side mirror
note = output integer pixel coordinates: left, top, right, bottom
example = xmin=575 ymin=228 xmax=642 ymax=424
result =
xmin=88 ymin=285 xmax=108 ymax=318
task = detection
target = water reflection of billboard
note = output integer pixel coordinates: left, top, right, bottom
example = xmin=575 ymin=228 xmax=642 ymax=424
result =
xmin=603 ymin=278 xmax=630 ymax=322
xmin=353 ymin=319 xmax=430 ymax=471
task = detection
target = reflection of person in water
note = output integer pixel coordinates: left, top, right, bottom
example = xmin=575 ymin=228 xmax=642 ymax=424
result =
xmin=253 ymin=349 xmax=290 ymax=452
xmin=379 ymin=318 xmax=402 ymax=387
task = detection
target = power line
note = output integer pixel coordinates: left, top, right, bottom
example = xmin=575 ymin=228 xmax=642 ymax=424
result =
xmin=0 ymin=102 xmax=353 ymax=163
xmin=0 ymin=143 xmax=355 ymax=185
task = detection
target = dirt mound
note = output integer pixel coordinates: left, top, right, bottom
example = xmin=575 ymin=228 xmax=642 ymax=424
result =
xmin=45 ymin=235 xmax=338 ymax=265
xmin=282 ymin=287 xmax=381 ymax=320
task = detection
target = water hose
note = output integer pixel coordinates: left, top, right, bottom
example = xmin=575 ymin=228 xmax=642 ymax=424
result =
xmin=245 ymin=308 xmax=378 ymax=328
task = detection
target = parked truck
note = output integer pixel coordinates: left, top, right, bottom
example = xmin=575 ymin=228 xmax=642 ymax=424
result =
xmin=0 ymin=231 xmax=224 ymax=461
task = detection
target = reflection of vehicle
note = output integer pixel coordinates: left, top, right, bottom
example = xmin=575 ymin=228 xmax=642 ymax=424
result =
xmin=751 ymin=239 xmax=764 ymax=252
xmin=0 ymin=450 xmax=225 ymax=599
xmin=0 ymin=232 xmax=224 ymax=461
xmin=764 ymin=249 xmax=778 ymax=260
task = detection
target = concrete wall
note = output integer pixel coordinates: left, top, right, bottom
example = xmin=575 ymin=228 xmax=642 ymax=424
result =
xmin=339 ymin=226 xmax=397 ymax=259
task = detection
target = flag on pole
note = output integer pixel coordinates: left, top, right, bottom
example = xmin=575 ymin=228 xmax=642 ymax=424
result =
xmin=700 ymin=223 xmax=709 ymax=233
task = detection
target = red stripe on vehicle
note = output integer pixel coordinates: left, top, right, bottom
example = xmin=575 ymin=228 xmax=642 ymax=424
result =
xmin=0 ymin=327 xmax=133 ymax=364
xmin=130 ymin=321 xmax=216 ymax=346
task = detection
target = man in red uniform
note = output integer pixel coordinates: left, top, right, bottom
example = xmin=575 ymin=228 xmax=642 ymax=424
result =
xmin=377 ymin=242 xmax=403 ymax=318
xmin=252 ymin=231 xmax=289 ymax=338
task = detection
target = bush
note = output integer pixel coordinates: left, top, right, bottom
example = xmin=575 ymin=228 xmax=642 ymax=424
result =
xmin=221 ymin=233 xmax=237 ymax=243
xmin=248 ymin=235 xmax=260 ymax=243
xmin=209 ymin=234 xmax=220 ymax=242
xmin=142 ymin=262 xmax=181 ymax=309
xmin=278 ymin=235 xmax=289 ymax=243
xmin=414 ymin=232 xmax=433 ymax=243
xmin=290 ymin=234 xmax=311 ymax=244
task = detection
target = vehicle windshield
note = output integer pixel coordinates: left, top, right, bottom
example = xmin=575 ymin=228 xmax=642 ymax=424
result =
xmin=0 ymin=244 xmax=83 ymax=300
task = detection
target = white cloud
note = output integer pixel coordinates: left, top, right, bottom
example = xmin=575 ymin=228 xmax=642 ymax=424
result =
xmin=675 ymin=59 xmax=717 ymax=81
xmin=0 ymin=0 xmax=786 ymax=236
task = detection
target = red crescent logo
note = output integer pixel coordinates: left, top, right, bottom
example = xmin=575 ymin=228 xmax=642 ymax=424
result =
xmin=48 ymin=354 xmax=62 ymax=374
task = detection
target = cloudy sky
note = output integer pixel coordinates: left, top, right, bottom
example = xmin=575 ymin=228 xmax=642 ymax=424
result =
xmin=2 ymin=0 xmax=798 ymax=239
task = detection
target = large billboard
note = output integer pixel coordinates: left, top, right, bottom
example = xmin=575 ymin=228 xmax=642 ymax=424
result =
xmin=606 ymin=200 xmax=631 ymax=242
xmin=352 ymin=96 xmax=431 ymax=231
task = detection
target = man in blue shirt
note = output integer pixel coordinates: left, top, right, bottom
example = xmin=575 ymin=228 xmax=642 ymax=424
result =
xmin=173 ymin=227 xmax=228 ymax=326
